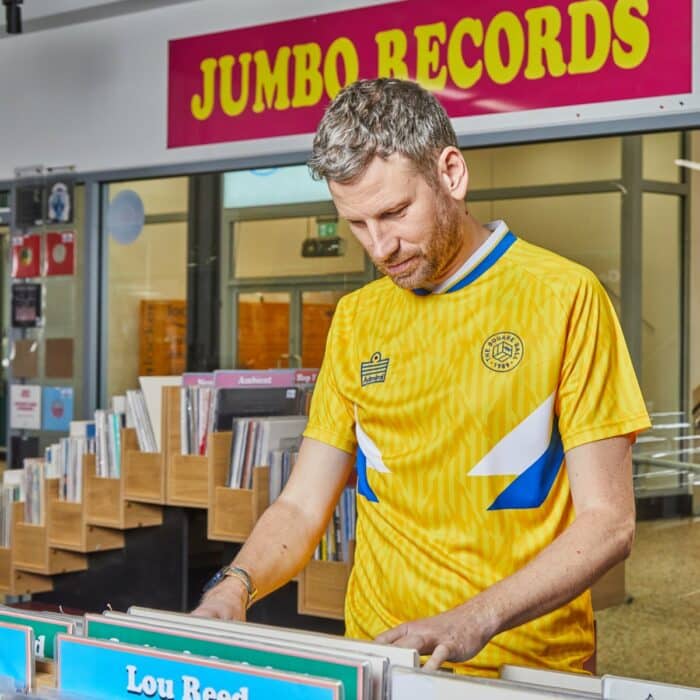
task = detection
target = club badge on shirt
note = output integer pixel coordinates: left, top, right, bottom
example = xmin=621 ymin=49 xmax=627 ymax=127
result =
xmin=481 ymin=332 xmax=524 ymax=373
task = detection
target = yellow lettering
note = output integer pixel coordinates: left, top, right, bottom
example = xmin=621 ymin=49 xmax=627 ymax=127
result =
xmin=612 ymin=0 xmax=650 ymax=69
xmin=324 ymin=37 xmax=360 ymax=99
xmin=447 ymin=18 xmax=484 ymax=90
xmin=219 ymin=53 xmax=252 ymax=117
xmin=414 ymin=22 xmax=447 ymax=90
xmin=375 ymin=29 xmax=409 ymax=78
xmin=524 ymin=6 xmax=567 ymax=79
xmin=190 ymin=57 xmax=217 ymax=121
xmin=291 ymin=43 xmax=324 ymax=108
xmin=568 ymin=0 xmax=612 ymax=75
xmin=253 ymin=47 xmax=291 ymax=113
xmin=484 ymin=11 xmax=525 ymax=86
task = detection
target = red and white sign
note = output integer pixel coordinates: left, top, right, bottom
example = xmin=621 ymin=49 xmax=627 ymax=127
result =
xmin=10 ymin=384 xmax=42 ymax=430
xmin=45 ymin=231 xmax=76 ymax=276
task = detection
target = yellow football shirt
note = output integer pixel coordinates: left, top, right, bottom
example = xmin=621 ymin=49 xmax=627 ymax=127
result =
xmin=304 ymin=221 xmax=650 ymax=676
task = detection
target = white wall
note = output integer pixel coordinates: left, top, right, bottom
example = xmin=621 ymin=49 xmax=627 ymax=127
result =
xmin=0 ymin=0 xmax=698 ymax=181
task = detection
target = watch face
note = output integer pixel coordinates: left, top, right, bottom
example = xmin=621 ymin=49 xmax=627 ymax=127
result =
xmin=202 ymin=568 xmax=225 ymax=593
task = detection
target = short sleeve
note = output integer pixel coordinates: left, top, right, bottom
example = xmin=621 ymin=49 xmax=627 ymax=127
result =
xmin=556 ymin=271 xmax=651 ymax=452
xmin=303 ymin=296 xmax=357 ymax=455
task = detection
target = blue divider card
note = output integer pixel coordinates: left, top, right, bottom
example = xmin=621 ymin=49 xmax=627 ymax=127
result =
xmin=56 ymin=635 xmax=343 ymax=700
xmin=0 ymin=621 xmax=34 ymax=692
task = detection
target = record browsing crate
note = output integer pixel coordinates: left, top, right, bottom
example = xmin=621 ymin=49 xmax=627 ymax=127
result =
xmin=0 ymin=503 xmax=53 ymax=596
xmin=297 ymin=543 xmax=355 ymax=620
xmin=166 ymin=390 xmax=208 ymax=508
xmin=207 ymin=431 xmax=270 ymax=543
xmin=48 ymin=458 xmax=125 ymax=554
xmin=85 ymin=453 xmax=163 ymax=530
xmin=123 ymin=386 xmax=177 ymax=505
xmin=13 ymin=480 xmax=88 ymax=577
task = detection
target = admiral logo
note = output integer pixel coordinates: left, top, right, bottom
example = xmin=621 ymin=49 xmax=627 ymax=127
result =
xmin=482 ymin=332 xmax=523 ymax=373
xmin=360 ymin=352 xmax=390 ymax=386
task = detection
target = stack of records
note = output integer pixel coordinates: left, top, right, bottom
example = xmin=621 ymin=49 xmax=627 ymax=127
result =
xmin=314 ymin=487 xmax=356 ymax=563
xmin=228 ymin=416 xmax=307 ymax=489
xmin=22 ymin=458 xmax=45 ymax=526
xmin=94 ymin=408 xmax=125 ymax=478
xmin=0 ymin=471 xmax=23 ymax=547
xmin=126 ymin=389 xmax=158 ymax=453
xmin=180 ymin=384 xmax=215 ymax=456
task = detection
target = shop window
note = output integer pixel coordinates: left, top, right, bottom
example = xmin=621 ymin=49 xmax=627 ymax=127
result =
xmin=301 ymin=291 xmax=347 ymax=368
xmin=463 ymin=137 xmax=621 ymax=189
xmin=643 ymin=131 xmax=682 ymax=184
xmin=642 ymin=194 xmax=682 ymax=412
xmin=105 ymin=178 xmax=188 ymax=399
xmin=232 ymin=217 xmax=366 ymax=279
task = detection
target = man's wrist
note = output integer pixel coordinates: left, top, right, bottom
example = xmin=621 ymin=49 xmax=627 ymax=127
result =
xmin=203 ymin=574 xmax=248 ymax=607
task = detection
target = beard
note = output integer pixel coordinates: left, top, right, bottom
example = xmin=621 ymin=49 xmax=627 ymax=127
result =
xmin=375 ymin=195 xmax=464 ymax=290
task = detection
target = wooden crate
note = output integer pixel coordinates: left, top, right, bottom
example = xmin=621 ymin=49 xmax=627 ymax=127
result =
xmin=166 ymin=390 xmax=208 ymax=508
xmin=48 ymin=456 xmax=125 ymax=553
xmin=297 ymin=556 xmax=353 ymax=620
xmin=13 ymin=482 xmax=87 ymax=576
xmin=0 ymin=504 xmax=53 ymax=596
xmin=207 ymin=431 xmax=269 ymax=542
xmin=84 ymin=454 xmax=162 ymax=530
xmin=122 ymin=386 xmax=174 ymax=505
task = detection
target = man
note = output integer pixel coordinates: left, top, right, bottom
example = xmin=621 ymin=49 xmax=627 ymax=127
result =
xmin=194 ymin=78 xmax=650 ymax=676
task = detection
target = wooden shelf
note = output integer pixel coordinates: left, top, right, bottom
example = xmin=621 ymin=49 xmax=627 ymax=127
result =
xmin=297 ymin=556 xmax=353 ymax=620
xmin=165 ymin=386 xmax=209 ymax=508
xmin=168 ymin=455 xmax=209 ymax=508
xmin=122 ymin=427 xmax=167 ymax=505
xmin=84 ymin=454 xmax=163 ymax=530
xmin=207 ymin=431 xmax=269 ymax=542
xmin=48 ymin=457 xmax=125 ymax=553
xmin=13 ymin=481 xmax=88 ymax=576
xmin=0 ymin=504 xmax=53 ymax=596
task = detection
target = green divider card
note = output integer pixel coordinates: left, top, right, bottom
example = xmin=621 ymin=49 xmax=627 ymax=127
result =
xmin=57 ymin=635 xmax=343 ymax=700
xmin=0 ymin=611 xmax=73 ymax=660
xmin=85 ymin=615 xmax=361 ymax=699
xmin=0 ymin=621 xmax=34 ymax=692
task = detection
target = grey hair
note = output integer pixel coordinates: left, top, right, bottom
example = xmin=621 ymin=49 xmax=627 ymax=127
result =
xmin=308 ymin=78 xmax=458 ymax=186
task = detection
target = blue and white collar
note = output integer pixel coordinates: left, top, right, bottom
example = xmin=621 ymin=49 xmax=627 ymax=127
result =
xmin=413 ymin=220 xmax=515 ymax=296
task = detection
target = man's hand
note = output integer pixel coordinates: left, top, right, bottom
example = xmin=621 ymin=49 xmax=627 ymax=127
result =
xmin=374 ymin=602 xmax=496 ymax=671
xmin=190 ymin=577 xmax=248 ymax=621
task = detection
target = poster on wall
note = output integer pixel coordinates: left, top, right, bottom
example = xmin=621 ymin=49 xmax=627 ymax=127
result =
xmin=46 ymin=179 xmax=74 ymax=225
xmin=11 ymin=234 xmax=41 ymax=278
xmin=10 ymin=384 xmax=42 ymax=430
xmin=42 ymin=387 xmax=74 ymax=432
xmin=14 ymin=185 xmax=43 ymax=228
xmin=11 ymin=283 xmax=42 ymax=328
xmin=44 ymin=231 xmax=75 ymax=276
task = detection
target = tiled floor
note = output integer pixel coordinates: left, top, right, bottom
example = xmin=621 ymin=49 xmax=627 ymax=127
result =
xmin=596 ymin=516 xmax=700 ymax=687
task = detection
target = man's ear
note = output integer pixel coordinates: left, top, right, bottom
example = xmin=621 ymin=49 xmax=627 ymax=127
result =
xmin=437 ymin=147 xmax=469 ymax=202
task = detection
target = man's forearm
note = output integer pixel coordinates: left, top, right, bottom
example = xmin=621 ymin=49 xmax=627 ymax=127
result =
xmin=467 ymin=506 xmax=634 ymax=638
xmin=221 ymin=497 xmax=322 ymax=603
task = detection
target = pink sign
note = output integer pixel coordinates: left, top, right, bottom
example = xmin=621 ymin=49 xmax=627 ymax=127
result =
xmin=168 ymin=0 xmax=692 ymax=148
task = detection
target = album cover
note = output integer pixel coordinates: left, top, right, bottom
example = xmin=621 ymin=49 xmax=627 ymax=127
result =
xmin=11 ymin=283 xmax=42 ymax=328
xmin=45 ymin=230 xmax=75 ymax=276
xmin=14 ymin=184 xmax=43 ymax=228
xmin=46 ymin=179 xmax=74 ymax=224
xmin=11 ymin=234 xmax=41 ymax=278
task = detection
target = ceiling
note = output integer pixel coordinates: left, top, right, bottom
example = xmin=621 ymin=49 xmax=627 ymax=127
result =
xmin=1 ymin=0 xmax=200 ymax=34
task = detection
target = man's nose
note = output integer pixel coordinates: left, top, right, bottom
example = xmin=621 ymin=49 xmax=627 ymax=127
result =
xmin=367 ymin=221 xmax=399 ymax=261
